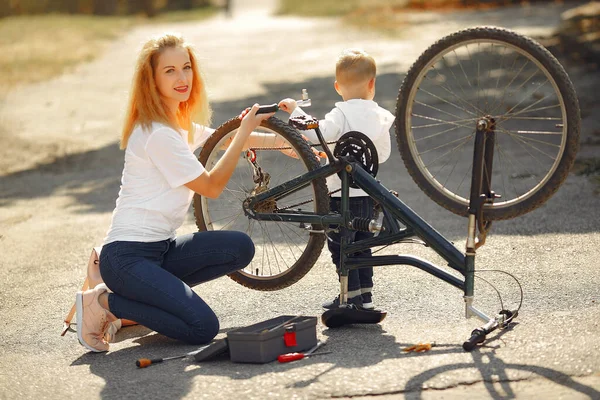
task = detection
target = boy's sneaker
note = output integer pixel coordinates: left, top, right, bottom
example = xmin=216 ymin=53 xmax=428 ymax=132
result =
xmin=361 ymin=292 xmax=375 ymax=310
xmin=322 ymin=294 xmax=363 ymax=310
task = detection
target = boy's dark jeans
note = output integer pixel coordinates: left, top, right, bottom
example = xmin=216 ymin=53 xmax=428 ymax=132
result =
xmin=327 ymin=196 xmax=375 ymax=293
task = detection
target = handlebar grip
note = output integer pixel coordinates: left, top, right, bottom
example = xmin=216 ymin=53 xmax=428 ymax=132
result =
xmin=256 ymin=104 xmax=279 ymax=114
xmin=278 ymin=352 xmax=305 ymax=363
xmin=463 ymin=328 xmax=487 ymax=351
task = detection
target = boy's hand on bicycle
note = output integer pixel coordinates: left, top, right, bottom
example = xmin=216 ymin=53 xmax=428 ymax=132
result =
xmin=278 ymin=98 xmax=297 ymax=114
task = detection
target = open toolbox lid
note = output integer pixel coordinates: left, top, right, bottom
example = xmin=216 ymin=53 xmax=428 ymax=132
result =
xmin=226 ymin=315 xmax=318 ymax=363
xmin=192 ymin=337 xmax=230 ymax=362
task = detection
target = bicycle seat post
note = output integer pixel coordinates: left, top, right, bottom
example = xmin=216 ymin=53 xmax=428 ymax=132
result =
xmin=313 ymin=126 xmax=336 ymax=163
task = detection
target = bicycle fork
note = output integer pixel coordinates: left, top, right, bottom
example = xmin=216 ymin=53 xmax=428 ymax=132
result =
xmin=463 ymin=117 xmax=518 ymax=351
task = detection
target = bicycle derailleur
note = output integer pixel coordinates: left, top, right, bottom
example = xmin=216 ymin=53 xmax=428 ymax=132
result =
xmin=243 ymin=149 xmax=277 ymax=214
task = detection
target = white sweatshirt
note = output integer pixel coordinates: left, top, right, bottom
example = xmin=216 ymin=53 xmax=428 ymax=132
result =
xmin=290 ymin=99 xmax=394 ymax=197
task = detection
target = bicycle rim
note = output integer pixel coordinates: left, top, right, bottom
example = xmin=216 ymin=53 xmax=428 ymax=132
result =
xmin=196 ymin=119 xmax=327 ymax=290
xmin=400 ymin=28 xmax=577 ymax=219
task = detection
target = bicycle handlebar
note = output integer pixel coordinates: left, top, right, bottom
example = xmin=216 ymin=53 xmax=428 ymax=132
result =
xmin=255 ymin=89 xmax=312 ymax=114
xmin=256 ymin=104 xmax=279 ymax=114
xmin=463 ymin=328 xmax=487 ymax=351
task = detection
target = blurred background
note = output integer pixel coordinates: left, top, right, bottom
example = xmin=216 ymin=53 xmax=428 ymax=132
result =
xmin=1 ymin=1 xmax=597 ymax=87
xmin=0 ymin=4 xmax=599 ymax=398
xmin=0 ymin=0 xmax=597 ymax=186
xmin=0 ymin=0 xmax=215 ymax=17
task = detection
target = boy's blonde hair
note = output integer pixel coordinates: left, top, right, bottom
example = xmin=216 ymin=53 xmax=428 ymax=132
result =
xmin=120 ymin=33 xmax=212 ymax=149
xmin=335 ymin=48 xmax=376 ymax=86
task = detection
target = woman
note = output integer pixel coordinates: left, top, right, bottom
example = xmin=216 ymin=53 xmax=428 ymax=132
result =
xmin=76 ymin=33 xmax=275 ymax=352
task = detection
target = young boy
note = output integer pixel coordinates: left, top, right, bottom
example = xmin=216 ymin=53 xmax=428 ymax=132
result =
xmin=278 ymin=48 xmax=394 ymax=310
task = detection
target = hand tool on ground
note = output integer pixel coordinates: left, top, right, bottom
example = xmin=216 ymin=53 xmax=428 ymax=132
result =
xmin=403 ymin=342 xmax=436 ymax=352
xmin=278 ymin=341 xmax=330 ymax=363
xmin=137 ymin=350 xmax=202 ymax=368
xmin=136 ymin=339 xmax=227 ymax=368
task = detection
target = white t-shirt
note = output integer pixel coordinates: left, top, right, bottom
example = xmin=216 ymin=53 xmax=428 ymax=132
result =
xmin=290 ymin=99 xmax=394 ymax=197
xmin=104 ymin=122 xmax=214 ymax=244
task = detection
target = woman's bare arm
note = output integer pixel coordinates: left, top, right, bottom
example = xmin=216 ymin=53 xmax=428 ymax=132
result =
xmin=185 ymin=105 xmax=274 ymax=198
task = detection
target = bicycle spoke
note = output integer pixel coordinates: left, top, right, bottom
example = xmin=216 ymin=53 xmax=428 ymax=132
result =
xmin=423 ymin=73 xmax=484 ymax=117
xmin=414 ymin=123 xmax=465 ymax=142
xmin=498 ymin=125 xmax=559 ymax=161
xmin=196 ymin=118 xmax=327 ymax=287
xmin=399 ymin=28 xmax=576 ymax=219
xmin=412 ymin=113 xmax=479 ymax=131
xmin=420 ymin=132 xmax=474 ymax=157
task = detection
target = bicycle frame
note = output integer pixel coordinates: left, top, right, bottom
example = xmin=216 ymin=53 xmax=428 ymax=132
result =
xmin=245 ymin=156 xmax=466 ymax=288
xmin=243 ymin=121 xmax=516 ymax=347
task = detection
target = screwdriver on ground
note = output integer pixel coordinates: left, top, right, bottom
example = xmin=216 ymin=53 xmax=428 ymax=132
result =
xmin=278 ymin=341 xmax=330 ymax=363
xmin=136 ymin=345 xmax=208 ymax=368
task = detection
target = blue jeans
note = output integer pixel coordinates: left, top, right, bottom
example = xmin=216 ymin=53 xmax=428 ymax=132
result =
xmin=327 ymin=196 xmax=374 ymax=293
xmin=99 ymin=231 xmax=255 ymax=345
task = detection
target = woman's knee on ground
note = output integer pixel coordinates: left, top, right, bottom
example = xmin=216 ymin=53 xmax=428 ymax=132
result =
xmin=187 ymin=313 xmax=220 ymax=345
xmin=231 ymin=231 xmax=255 ymax=268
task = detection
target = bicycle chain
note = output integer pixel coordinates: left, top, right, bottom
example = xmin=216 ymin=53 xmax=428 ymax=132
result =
xmin=249 ymin=141 xmax=336 ymax=152
xmin=274 ymin=189 xmax=341 ymax=211
xmin=249 ymin=142 xmax=337 ymax=212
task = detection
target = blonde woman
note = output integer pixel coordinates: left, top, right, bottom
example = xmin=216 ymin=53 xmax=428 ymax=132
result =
xmin=76 ymin=33 xmax=275 ymax=352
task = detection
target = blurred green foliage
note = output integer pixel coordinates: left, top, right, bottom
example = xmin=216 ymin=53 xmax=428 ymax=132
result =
xmin=0 ymin=6 xmax=215 ymax=90
xmin=277 ymin=0 xmax=567 ymax=17
xmin=277 ymin=0 xmax=363 ymax=16
xmin=0 ymin=0 xmax=214 ymax=18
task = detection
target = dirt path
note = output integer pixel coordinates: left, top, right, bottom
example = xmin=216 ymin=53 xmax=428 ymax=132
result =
xmin=1 ymin=1 xmax=599 ymax=399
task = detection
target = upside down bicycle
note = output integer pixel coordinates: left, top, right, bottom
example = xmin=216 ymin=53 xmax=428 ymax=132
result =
xmin=192 ymin=27 xmax=580 ymax=350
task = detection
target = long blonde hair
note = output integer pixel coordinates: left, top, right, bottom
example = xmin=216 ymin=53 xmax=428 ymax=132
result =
xmin=120 ymin=33 xmax=211 ymax=149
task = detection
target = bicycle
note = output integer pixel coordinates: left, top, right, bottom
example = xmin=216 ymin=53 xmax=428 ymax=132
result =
xmin=192 ymin=27 xmax=580 ymax=350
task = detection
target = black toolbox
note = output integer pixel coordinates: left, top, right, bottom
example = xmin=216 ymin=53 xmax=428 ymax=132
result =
xmin=226 ymin=315 xmax=317 ymax=363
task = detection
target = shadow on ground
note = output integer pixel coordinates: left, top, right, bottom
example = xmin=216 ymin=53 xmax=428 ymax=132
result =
xmin=70 ymin=323 xmax=600 ymax=399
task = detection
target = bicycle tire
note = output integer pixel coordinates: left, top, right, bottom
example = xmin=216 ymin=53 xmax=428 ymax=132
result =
xmin=396 ymin=26 xmax=580 ymax=220
xmin=193 ymin=116 xmax=329 ymax=291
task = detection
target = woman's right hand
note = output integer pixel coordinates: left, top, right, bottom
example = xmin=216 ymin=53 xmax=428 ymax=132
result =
xmin=239 ymin=104 xmax=273 ymax=135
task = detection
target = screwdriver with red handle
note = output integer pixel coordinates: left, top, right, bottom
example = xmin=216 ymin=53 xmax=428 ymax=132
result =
xmin=278 ymin=341 xmax=331 ymax=363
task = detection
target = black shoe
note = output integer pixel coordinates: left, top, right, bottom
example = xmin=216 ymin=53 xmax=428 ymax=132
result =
xmin=361 ymin=292 xmax=375 ymax=310
xmin=322 ymin=294 xmax=363 ymax=310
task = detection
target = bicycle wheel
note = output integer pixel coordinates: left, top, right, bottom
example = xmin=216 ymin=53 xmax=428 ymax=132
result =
xmin=396 ymin=26 xmax=580 ymax=220
xmin=193 ymin=116 xmax=329 ymax=291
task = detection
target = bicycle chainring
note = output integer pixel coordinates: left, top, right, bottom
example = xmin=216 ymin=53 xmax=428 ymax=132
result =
xmin=333 ymin=131 xmax=379 ymax=188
